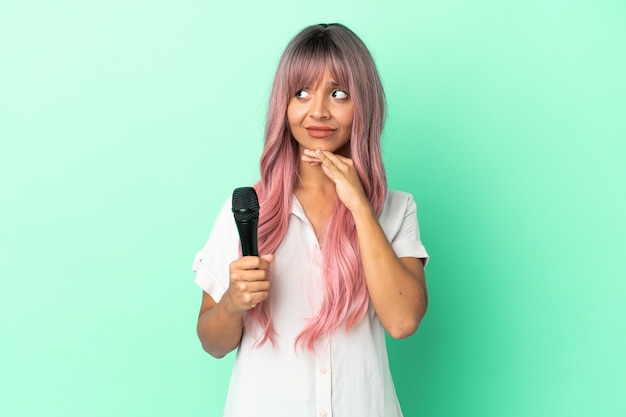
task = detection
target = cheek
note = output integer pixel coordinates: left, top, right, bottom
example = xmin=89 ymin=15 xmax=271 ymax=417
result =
xmin=287 ymin=103 xmax=303 ymax=128
xmin=286 ymin=107 xmax=295 ymax=127
xmin=342 ymin=108 xmax=354 ymax=132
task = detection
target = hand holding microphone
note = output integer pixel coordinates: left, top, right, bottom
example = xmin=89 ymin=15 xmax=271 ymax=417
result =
xmin=225 ymin=187 xmax=273 ymax=313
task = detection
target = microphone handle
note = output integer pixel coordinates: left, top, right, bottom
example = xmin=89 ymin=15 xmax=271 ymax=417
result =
xmin=235 ymin=219 xmax=259 ymax=257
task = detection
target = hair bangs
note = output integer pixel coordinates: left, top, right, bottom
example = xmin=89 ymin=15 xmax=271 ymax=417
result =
xmin=285 ymin=35 xmax=351 ymax=96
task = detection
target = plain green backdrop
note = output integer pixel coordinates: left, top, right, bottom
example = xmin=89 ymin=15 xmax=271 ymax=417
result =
xmin=1 ymin=1 xmax=625 ymax=416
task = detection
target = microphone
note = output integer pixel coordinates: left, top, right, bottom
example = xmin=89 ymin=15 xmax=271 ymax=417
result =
xmin=232 ymin=187 xmax=260 ymax=257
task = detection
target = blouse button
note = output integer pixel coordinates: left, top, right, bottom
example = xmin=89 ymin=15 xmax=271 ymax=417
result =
xmin=320 ymin=367 xmax=327 ymax=374
xmin=320 ymin=412 xmax=328 ymax=417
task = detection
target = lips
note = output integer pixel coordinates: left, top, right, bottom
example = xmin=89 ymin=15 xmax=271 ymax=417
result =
xmin=305 ymin=125 xmax=336 ymax=138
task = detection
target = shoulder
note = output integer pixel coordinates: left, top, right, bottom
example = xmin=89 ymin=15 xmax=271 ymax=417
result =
xmin=378 ymin=189 xmax=428 ymax=261
xmin=381 ymin=189 xmax=415 ymax=215
xmin=376 ymin=189 xmax=416 ymax=232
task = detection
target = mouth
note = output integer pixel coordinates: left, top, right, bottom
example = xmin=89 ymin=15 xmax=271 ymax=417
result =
xmin=305 ymin=126 xmax=336 ymax=138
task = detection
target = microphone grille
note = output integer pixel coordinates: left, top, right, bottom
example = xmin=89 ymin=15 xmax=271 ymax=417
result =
xmin=232 ymin=187 xmax=260 ymax=222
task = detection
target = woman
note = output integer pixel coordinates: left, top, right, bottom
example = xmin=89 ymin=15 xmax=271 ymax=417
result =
xmin=193 ymin=23 xmax=429 ymax=417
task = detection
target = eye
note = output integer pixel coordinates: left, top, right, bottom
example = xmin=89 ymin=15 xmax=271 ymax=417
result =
xmin=332 ymin=89 xmax=349 ymax=99
xmin=295 ymin=89 xmax=310 ymax=99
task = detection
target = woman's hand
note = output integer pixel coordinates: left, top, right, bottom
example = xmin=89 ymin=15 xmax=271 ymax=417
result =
xmin=197 ymin=254 xmax=273 ymax=358
xmin=223 ymin=254 xmax=274 ymax=314
xmin=302 ymin=149 xmax=371 ymax=213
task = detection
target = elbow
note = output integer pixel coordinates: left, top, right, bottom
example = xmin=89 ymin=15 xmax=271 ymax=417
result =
xmin=387 ymin=319 xmax=420 ymax=340
xmin=204 ymin=349 xmax=226 ymax=359
xmin=385 ymin=308 xmax=426 ymax=339
xmin=197 ymin=326 xmax=231 ymax=359
xmin=199 ymin=340 xmax=230 ymax=359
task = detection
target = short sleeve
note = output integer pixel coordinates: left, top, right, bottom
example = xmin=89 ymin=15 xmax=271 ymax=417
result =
xmin=191 ymin=198 xmax=240 ymax=301
xmin=379 ymin=190 xmax=429 ymax=266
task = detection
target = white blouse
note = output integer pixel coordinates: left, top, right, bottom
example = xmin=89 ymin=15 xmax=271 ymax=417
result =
xmin=193 ymin=189 xmax=429 ymax=417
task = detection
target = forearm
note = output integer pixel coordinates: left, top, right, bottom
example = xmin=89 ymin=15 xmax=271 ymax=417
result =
xmin=299 ymin=149 xmax=427 ymax=336
xmin=197 ymin=295 xmax=244 ymax=358
xmin=352 ymin=204 xmax=427 ymax=339
xmin=196 ymin=255 xmax=273 ymax=358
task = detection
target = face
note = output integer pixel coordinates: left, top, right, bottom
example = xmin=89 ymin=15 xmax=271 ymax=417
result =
xmin=287 ymin=70 xmax=354 ymax=156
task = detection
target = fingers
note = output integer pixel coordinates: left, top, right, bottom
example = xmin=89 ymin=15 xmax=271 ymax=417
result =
xmin=231 ymin=254 xmax=274 ymax=273
xmin=302 ymin=148 xmax=345 ymax=164
xmin=226 ymin=254 xmax=274 ymax=313
xmin=302 ymin=149 xmax=357 ymax=184
xmin=301 ymin=148 xmax=369 ymax=213
xmin=230 ymin=279 xmax=270 ymax=309
xmin=302 ymin=149 xmax=352 ymax=174
xmin=301 ymin=149 xmax=322 ymax=167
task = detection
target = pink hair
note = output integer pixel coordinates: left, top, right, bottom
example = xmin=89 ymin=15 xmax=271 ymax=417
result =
xmin=248 ymin=24 xmax=387 ymax=350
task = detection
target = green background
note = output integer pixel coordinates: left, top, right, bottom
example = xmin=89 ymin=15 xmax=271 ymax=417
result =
xmin=1 ymin=1 xmax=625 ymax=416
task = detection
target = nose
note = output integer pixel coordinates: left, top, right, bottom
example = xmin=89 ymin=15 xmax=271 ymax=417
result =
xmin=309 ymin=95 xmax=330 ymax=119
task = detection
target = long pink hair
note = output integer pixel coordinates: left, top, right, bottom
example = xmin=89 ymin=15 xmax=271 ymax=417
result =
xmin=248 ymin=23 xmax=387 ymax=350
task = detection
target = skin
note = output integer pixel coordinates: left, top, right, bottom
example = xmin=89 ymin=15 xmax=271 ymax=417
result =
xmin=197 ymin=254 xmax=273 ymax=358
xmin=197 ymin=70 xmax=427 ymax=358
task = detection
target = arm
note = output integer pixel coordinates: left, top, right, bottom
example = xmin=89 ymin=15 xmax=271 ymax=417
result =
xmin=351 ymin=204 xmax=427 ymax=339
xmin=303 ymin=149 xmax=427 ymax=338
xmin=197 ymin=254 xmax=274 ymax=358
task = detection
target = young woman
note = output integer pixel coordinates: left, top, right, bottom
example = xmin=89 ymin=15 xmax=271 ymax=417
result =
xmin=193 ymin=23 xmax=429 ymax=417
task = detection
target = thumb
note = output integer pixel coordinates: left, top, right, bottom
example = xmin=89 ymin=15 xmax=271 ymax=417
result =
xmin=260 ymin=253 xmax=274 ymax=263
